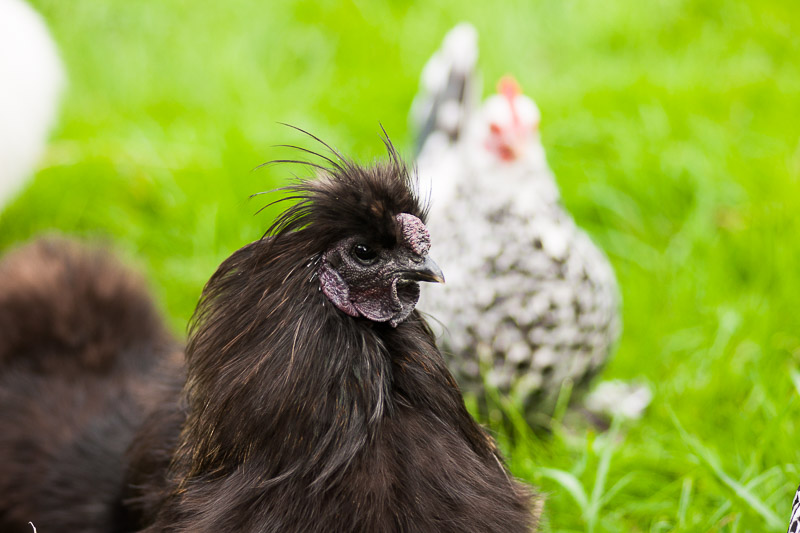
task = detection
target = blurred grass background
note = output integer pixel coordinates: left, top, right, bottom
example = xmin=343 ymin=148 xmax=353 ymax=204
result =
xmin=2 ymin=0 xmax=800 ymax=530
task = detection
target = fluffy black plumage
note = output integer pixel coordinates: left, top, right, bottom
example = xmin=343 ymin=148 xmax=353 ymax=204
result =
xmin=0 ymin=238 xmax=180 ymax=533
xmin=0 ymin=136 xmax=538 ymax=532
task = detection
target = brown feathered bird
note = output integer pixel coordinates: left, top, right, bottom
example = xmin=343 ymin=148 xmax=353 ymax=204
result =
xmin=0 ymin=135 xmax=538 ymax=532
xmin=0 ymin=238 xmax=181 ymax=533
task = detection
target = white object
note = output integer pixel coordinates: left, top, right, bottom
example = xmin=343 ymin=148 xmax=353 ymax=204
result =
xmin=0 ymin=0 xmax=64 ymax=207
xmin=584 ymin=380 xmax=652 ymax=420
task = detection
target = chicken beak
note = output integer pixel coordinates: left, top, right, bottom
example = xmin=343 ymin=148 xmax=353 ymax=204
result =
xmin=401 ymin=256 xmax=445 ymax=284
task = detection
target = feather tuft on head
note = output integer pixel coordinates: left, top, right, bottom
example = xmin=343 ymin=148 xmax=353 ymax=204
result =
xmin=256 ymin=127 xmax=429 ymax=255
xmin=253 ymin=127 xmax=441 ymax=327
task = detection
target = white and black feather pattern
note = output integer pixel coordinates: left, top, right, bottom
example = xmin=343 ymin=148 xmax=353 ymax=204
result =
xmin=416 ymin=24 xmax=621 ymax=419
xmin=411 ymin=22 xmax=479 ymax=153
xmin=788 ymin=484 xmax=800 ymax=533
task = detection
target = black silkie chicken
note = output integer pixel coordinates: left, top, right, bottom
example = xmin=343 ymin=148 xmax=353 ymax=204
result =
xmin=0 ymin=138 xmax=538 ymax=532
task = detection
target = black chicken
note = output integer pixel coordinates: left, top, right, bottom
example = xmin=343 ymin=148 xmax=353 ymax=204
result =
xmin=0 ymin=136 xmax=538 ymax=532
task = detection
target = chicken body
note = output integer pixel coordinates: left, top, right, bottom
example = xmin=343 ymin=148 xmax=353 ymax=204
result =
xmin=0 ymin=239 xmax=179 ymax=533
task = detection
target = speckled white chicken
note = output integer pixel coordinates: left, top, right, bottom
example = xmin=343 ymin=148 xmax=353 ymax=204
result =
xmin=415 ymin=24 xmax=622 ymax=422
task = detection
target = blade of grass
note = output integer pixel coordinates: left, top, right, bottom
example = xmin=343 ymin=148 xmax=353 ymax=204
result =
xmin=678 ymin=477 xmax=693 ymax=529
xmin=587 ymin=416 xmax=622 ymax=533
xmin=670 ymin=410 xmax=783 ymax=529
xmin=537 ymin=467 xmax=589 ymax=515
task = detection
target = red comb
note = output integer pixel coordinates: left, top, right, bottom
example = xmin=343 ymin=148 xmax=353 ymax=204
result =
xmin=497 ymin=75 xmax=521 ymax=100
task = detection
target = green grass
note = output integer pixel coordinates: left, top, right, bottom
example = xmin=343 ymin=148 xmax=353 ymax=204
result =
xmin=3 ymin=0 xmax=800 ymax=530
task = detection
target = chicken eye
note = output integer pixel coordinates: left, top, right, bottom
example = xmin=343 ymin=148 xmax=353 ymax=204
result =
xmin=352 ymin=243 xmax=378 ymax=265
